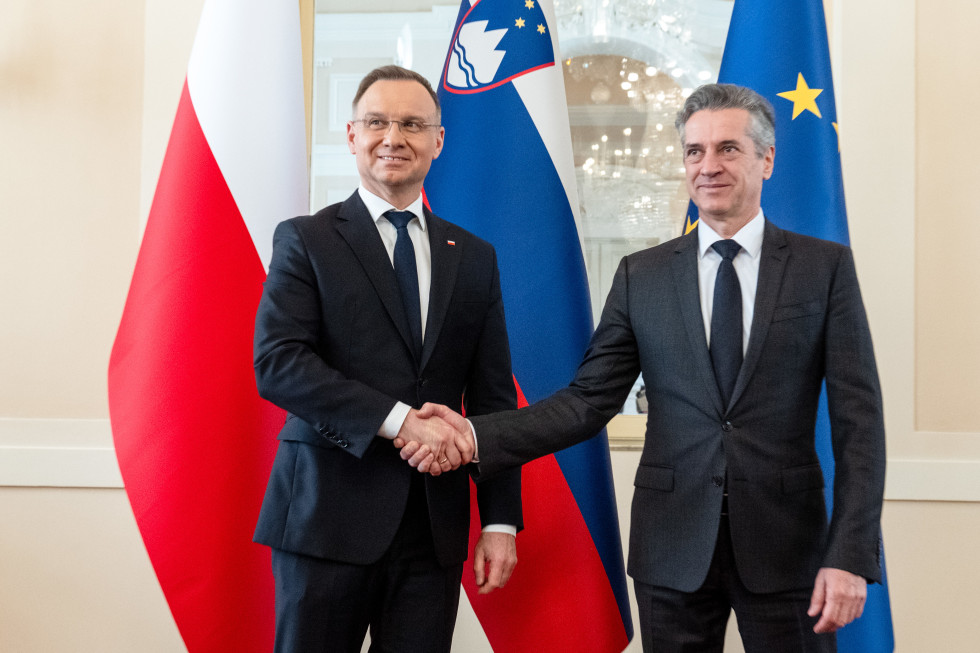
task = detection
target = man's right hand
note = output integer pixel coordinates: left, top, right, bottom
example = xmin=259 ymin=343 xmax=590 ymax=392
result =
xmin=395 ymin=407 xmax=474 ymax=475
xmin=394 ymin=403 xmax=474 ymax=475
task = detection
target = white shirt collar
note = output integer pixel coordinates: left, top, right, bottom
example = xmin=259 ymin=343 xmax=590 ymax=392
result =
xmin=358 ymin=185 xmax=427 ymax=232
xmin=697 ymin=209 xmax=765 ymax=260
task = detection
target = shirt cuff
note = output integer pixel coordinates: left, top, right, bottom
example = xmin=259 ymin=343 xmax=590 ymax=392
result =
xmin=466 ymin=417 xmax=479 ymax=462
xmin=481 ymin=524 xmax=517 ymax=536
xmin=378 ymin=401 xmax=411 ymax=439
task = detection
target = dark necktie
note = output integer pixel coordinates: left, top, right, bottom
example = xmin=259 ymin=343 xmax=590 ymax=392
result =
xmin=385 ymin=210 xmax=423 ymax=360
xmin=710 ymin=239 xmax=743 ymax=407
xmin=385 ymin=211 xmax=422 ymax=359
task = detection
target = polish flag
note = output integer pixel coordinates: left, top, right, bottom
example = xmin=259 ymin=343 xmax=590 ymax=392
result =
xmin=107 ymin=1 xmax=307 ymax=651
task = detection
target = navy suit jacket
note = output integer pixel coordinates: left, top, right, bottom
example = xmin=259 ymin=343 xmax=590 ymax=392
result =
xmin=253 ymin=191 xmax=522 ymax=568
xmin=473 ymin=219 xmax=885 ymax=593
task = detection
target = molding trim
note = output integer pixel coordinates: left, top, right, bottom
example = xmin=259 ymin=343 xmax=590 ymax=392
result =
xmin=884 ymin=458 xmax=980 ymax=502
xmin=2 ymin=418 xmax=979 ymax=501
xmin=0 ymin=418 xmax=122 ymax=488
xmin=605 ymin=415 xmax=980 ymax=502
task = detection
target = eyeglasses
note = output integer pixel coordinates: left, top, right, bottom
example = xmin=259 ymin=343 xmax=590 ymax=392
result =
xmin=351 ymin=118 xmax=441 ymax=135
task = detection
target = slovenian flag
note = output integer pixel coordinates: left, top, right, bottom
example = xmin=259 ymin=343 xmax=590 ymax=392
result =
xmin=423 ymin=1 xmax=633 ymax=651
xmin=688 ymin=1 xmax=895 ymax=650
xmin=107 ymin=1 xmax=307 ymax=650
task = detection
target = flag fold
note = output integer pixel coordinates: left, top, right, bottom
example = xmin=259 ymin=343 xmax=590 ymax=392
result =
xmin=108 ymin=1 xmax=307 ymax=650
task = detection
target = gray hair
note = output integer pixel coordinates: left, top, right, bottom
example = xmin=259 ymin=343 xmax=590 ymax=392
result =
xmin=675 ymin=83 xmax=775 ymax=158
xmin=352 ymin=65 xmax=441 ymax=121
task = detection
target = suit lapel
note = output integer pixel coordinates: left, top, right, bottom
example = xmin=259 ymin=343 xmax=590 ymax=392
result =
xmin=421 ymin=211 xmax=460 ymax=370
xmin=334 ymin=192 xmax=419 ymax=363
xmin=670 ymin=231 xmax=726 ymax=416
xmin=728 ymin=219 xmax=788 ymax=409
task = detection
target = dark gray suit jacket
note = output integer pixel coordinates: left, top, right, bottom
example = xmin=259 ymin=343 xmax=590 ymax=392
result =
xmin=253 ymin=191 xmax=522 ymax=568
xmin=473 ymin=219 xmax=884 ymax=593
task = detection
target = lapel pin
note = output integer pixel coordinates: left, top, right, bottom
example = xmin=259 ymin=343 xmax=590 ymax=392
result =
xmin=447 ymin=240 xmax=456 ymax=246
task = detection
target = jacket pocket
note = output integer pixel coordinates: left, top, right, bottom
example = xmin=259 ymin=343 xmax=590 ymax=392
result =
xmin=781 ymin=463 xmax=825 ymax=494
xmin=771 ymin=300 xmax=822 ymax=322
xmin=634 ymin=464 xmax=674 ymax=491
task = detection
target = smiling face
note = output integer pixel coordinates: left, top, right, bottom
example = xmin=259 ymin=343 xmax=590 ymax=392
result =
xmin=347 ymin=79 xmax=445 ymax=208
xmin=682 ymin=108 xmax=774 ymax=236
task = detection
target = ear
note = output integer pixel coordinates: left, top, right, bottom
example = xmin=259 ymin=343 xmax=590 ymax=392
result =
xmin=346 ymin=121 xmax=357 ymax=154
xmin=762 ymin=145 xmax=775 ymax=179
xmin=432 ymin=126 xmax=445 ymax=159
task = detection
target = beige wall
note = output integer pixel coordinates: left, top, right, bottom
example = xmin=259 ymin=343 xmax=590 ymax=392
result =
xmin=0 ymin=0 xmax=143 ymax=418
xmin=915 ymin=2 xmax=980 ymax=433
xmin=1 ymin=0 xmax=978 ymax=650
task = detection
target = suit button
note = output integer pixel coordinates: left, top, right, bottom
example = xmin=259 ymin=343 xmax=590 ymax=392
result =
xmin=417 ymin=377 xmax=427 ymax=388
xmin=712 ymin=476 xmax=724 ymax=487
xmin=721 ymin=421 xmax=733 ymax=432
xmin=337 ymin=439 xmax=349 ymax=448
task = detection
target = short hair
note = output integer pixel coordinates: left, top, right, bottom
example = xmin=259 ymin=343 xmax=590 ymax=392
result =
xmin=351 ymin=65 xmax=441 ymax=121
xmin=675 ymin=83 xmax=775 ymax=158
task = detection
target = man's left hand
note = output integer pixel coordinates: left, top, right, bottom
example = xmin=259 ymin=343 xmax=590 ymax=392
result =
xmin=808 ymin=567 xmax=867 ymax=633
xmin=473 ymin=531 xmax=517 ymax=595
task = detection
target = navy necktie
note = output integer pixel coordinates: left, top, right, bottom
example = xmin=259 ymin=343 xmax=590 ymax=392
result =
xmin=710 ymin=239 xmax=743 ymax=407
xmin=386 ymin=210 xmax=422 ymax=360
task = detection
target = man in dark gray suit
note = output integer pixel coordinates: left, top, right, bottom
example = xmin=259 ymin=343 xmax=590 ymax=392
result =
xmin=402 ymin=84 xmax=885 ymax=652
xmin=253 ymin=66 xmax=522 ymax=653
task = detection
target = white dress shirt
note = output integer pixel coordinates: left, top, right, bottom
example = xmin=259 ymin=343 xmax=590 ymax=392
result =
xmin=357 ymin=186 xmax=430 ymax=440
xmin=358 ymin=186 xmax=432 ymax=338
xmin=696 ymin=210 xmax=765 ymax=354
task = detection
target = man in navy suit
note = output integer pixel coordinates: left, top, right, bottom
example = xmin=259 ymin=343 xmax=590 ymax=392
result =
xmin=253 ymin=65 xmax=522 ymax=653
xmin=405 ymin=84 xmax=885 ymax=652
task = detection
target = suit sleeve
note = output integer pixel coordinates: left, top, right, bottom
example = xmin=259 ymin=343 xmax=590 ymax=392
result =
xmin=472 ymin=255 xmax=641 ymax=480
xmin=253 ymin=219 xmax=395 ymax=458
xmin=821 ymin=246 xmax=886 ymax=582
xmin=463 ymin=248 xmax=524 ymax=530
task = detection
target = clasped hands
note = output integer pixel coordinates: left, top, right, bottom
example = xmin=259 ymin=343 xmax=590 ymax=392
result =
xmin=394 ymin=406 xmax=518 ymax=594
xmin=393 ymin=403 xmax=470 ymax=476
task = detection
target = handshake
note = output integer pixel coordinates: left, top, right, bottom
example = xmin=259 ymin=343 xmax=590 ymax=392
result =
xmin=393 ymin=403 xmax=473 ymax=476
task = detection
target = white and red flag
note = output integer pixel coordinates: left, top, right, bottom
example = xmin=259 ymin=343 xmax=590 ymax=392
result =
xmin=108 ymin=1 xmax=307 ymax=650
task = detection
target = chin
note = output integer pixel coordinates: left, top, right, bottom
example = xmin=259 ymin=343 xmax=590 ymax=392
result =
xmin=698 ymin=203 xmax=729 ymax=217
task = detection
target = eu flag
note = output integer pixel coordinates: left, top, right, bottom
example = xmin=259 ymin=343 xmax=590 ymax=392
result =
xmin=706 ymin=1 xmax=896 ymax=650
xmin=423 ymin=1 xmax=633 ymax=651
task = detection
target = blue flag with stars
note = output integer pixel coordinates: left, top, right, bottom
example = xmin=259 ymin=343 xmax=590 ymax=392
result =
xmin=705 ymin=1 xmax=896 ymax=651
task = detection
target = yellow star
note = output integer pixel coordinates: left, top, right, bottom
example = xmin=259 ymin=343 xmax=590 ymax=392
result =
xmin=515 ymin=17 xmax=525 ymax=28
xmin=525 ymin=0 xmax=535 ymax=8
xmin=537 ymin=24 xmax=546 ymax=34
xmin=832 ymin=122 xmax=840 ymax=151
xmin=684 ymin=215 xmax=699 ymax=235
xmin=777 ymin=73 xmax=823 ymax=120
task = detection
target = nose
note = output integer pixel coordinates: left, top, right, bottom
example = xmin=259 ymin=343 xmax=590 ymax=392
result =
xmin=382 ymin=121 xmax=407 ymax=144
xmin=699 ymin=150 xmax=723 ymax=176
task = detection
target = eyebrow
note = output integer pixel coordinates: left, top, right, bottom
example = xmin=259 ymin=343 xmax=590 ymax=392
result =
xmin=360 ymin=111 xmax=429 ymax=122
xmin=685 ymin=138 xmax=744 ymax=147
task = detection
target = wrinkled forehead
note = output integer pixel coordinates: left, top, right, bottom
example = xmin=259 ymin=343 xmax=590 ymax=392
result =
xmin=683 ymin=108 xmax=754 ymax=144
